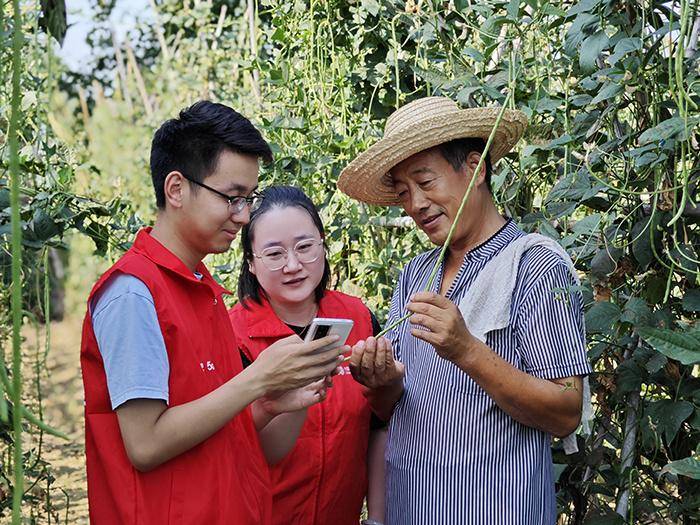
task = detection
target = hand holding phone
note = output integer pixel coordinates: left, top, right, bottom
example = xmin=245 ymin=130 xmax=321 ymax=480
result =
xmin=303 ymin=318 xmax=354 ymax=351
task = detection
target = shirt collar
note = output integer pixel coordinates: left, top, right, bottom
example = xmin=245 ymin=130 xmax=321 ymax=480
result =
xmin=465 ymin=218 xmax=522 ymax=261
xmin=131 ymin=227 xmax=231 ymax=297
xmin=244 ymin=292 xmax=334 ymax=339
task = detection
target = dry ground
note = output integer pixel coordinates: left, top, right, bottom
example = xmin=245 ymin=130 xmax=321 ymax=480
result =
xmin=2 ymin=315 xmax=89 ymax=524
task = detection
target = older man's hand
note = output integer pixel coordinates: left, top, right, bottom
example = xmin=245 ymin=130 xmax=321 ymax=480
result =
xmin=348 ymin=336 xmax=405 ymax=390
xmin=406 ymin=291 xmax=478 ymax=365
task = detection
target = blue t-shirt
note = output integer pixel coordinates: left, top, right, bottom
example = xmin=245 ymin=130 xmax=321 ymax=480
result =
xmin=90 ymin=273 xmax=170 ymax=410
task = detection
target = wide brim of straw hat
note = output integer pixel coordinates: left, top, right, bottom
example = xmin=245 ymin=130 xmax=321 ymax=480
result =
xmin=338 ymin=100 xmax=527 ymax=206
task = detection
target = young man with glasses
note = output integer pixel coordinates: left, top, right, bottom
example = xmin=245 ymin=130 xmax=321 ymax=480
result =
xmin=80 ymin=101 xmax=346 ymax=524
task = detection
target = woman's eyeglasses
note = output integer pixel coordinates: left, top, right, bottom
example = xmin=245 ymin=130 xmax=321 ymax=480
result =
xmin=253 ymin=239 xmax=324 ymax=271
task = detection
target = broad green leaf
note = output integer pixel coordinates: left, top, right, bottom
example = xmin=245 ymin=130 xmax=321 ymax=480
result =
xmin=638 ymin=116 xmax=700 ymax=145
xmin=620 ymin=297 xmax=652 ymax=326
xmin=506 ymin=0 xmax=519 ymax=20
xmin=580 ymin=31 xmax=609 ymax=72
xmin=637 ymin=327 xmax=700 ymax=365
xmin=585 ymin=301 xmax=621 ymax=333
xmin=608 ymin=37 xmax=642 ymax=65
xmin=361 ymin=0 xmax=380 ymax=16
xmin=564 ymin=13 xmax=598 ymax=56
xmin=682 ymin=289 xmax=700 ymax=312
xmin=648 ymin=400 xmax=694 ymax=443
xmin=631 ymin=216 xmax=656 ymax=269
xmin=463 ymin=47 xmax=485 ymax=63
xmin=645 ymin=352 xmax=667 ymax=374
xmin=573 ymin=213 xmax=602 ymax=235
xmin=590 ymin=83 xmax=621 ymax=104
xmin=661 ymin=457 xmax=700 ymax=479
xmin=566 ymin=0 xmax=603 ymax=17
xmin=590 ymin=247 xmax=622 ymax=279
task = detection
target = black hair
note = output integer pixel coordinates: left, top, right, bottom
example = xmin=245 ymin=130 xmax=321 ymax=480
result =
xmin=238 ymin=186 xmax=331 ymax=308
xmin=149 ymin=100 xmax=273 ymax=209
xmin=437 ymin=138 xmax=493 ymax=192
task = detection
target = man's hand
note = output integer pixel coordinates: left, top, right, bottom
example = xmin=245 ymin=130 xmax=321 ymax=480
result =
xmin=251 ymin=334 xmax=347 ymax=395
xmin=406 ymin=292 xmax=478 ymax=364
xmin=349 ymin=336 xmax=404 ymax=390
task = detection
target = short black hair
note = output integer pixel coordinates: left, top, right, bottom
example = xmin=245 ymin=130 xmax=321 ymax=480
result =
xmin=150 ymin=100 xmax=272 ymax=209
xmin=437 ymin=138 xmax=492 ymax=192
xmin=238 ymin=186 xmax=331 ymax=308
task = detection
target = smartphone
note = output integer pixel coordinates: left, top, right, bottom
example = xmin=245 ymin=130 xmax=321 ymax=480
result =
xmin=303 ymin=318 xmax=354 ymax=351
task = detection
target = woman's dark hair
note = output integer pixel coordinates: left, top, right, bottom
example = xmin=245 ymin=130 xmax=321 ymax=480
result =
xmin=150 ymin=100 xmax=272 ymax=209
xmin=238 ymin=186 xmax=331 ymax=308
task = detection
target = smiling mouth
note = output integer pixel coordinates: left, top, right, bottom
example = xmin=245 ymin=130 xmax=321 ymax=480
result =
xmin=422 ymin=213 xmax=442 ymax=227
xmin=283 ymin=277 xmax=306 ymax=285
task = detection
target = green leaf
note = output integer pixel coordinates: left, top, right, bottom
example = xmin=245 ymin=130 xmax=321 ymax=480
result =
xmin=590 ymin=246 xmax=622 ymax=279
xmin=645 ymin=352 xmax=667 ymax=374
xmin=682 ymin=289 xmax=700 ymax=312
xmin=662 ymin=457 xmax=700 ymax=479
xmin=637 ymin=327 xmax=700 ymax=365
xmin=638 ymin=116 xmax=700 ymax=145
xmin=39 ymin=0 xmax=67 ymax=44
xmin=566 ymin=0 xmax=602 ymax=17
xmin=631 ymin=215 xmax=657 ymax=269
xmin=585 ymin=301 xmax=621 ymax=333
xmin=0 ymin=188 xmax=9 ymax=210
xmin=564 ymin=13 xmax=598 ymax=56
xmin=463 ymin=47 xmax=485 ymax=63
xmin=649 ymin=400 xmax=694 ymax=443
xmin=580 ymin=31 xmax=609 ymax=72
xmin=608 ymin=37 xmax=642 ymax=65
xmin=361 ymin=0 xmax=380 ymax=16
xmin=620 ymin=297 xmax=652 ymax=326
xmin=506 ymin=0 xmax=519 ymax=20
xmin=590 ymin=83 xmax=621 ymax=104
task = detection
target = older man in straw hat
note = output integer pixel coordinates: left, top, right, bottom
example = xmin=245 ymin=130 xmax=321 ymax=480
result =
xmin=342 ymin=97 xmax=591 ymax=525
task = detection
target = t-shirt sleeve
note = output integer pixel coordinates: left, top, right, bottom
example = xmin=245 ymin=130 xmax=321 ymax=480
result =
xmin=515 ymin=262 xmax=591 ymax=380
xmin=91 ymin=273 xmax=170 ymax=410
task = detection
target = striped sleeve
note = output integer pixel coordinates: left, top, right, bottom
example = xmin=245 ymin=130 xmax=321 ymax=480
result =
xmin=515 ymin=261 xmax=591 ymax=380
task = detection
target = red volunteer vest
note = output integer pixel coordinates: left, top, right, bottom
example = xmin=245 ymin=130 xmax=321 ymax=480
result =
xmin=228 ymin=291 xmax=374 ymax=525
xmin=81 ymin=228 xmax=271 ymax=524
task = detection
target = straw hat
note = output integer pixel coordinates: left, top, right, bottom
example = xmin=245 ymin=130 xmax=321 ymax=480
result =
xmin=338 ymin=97 xmax=527 ymax=206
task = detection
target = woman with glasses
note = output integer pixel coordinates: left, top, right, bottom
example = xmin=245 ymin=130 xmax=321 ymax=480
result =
xmin=229 ymin=186 xmax=387 ymax=525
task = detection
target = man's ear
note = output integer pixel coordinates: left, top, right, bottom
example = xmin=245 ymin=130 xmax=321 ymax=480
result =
xmin=464 ymin=151 xmax=487 ymax=187
xmin=163 ymin=171 xmax=186 ymax=209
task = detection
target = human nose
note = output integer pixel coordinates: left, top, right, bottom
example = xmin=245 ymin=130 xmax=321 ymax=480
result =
xmin=408 ymin=187 xmax=430 ymax=214
xmin=282 ymin=249 xmax=302 ymax=272
xmin=230 ymin=202 xmax=250 ymax=224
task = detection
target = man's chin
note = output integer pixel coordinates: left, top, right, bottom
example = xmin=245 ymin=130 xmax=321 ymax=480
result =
xmin=423 ymin=229 xmax=447 ymax=246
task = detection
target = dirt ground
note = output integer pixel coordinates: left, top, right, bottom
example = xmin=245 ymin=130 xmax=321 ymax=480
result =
xmin=8 ymin=315 xmax=89 ymax=524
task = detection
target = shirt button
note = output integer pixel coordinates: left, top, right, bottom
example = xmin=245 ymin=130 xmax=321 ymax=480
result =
xmin=213 ymin=298 xmax=218 ymax=305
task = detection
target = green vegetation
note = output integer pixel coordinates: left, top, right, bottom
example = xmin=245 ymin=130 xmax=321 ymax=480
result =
xmin=1 ymin=0 xmax=698 ymax=523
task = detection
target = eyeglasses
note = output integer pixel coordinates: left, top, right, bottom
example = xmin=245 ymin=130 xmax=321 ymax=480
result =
xmin=253 ymin=239 xmax=324 ymax=271
xmin=182 ymin=174 xmax=263 ymax=215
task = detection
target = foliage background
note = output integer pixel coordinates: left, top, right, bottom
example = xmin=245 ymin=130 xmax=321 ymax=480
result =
xmin=1 ymin=0 xmax=699 ymax=523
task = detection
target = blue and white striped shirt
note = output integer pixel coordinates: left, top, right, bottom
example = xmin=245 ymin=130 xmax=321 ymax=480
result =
xmin=385 ymin=220 xmax=591 ymax=525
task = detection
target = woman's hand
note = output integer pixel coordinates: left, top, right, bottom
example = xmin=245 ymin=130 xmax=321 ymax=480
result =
xmin=257 ymin=377 xmax=331 ymax=417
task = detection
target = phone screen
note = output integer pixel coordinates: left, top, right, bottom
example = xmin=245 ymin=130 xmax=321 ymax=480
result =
xmin=312 ymin=324 xmax=330 ymax=340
